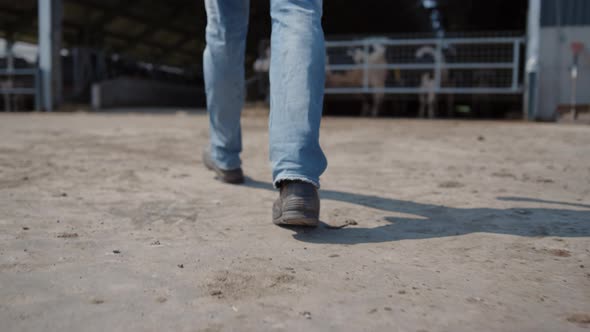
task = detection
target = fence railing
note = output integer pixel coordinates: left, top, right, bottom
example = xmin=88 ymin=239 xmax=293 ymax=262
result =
xmin=324 ymin=36 xmax=525 ymax=95
xmin=0 ymin=68 xmax=41 ymax=111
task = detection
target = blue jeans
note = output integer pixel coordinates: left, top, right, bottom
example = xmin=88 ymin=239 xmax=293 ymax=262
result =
xmin=203 ymin=0 xmax=327 ymax=188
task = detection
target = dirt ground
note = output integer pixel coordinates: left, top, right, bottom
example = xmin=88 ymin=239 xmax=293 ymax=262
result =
xmin=1 ymin=110 xmax=589 ymax=332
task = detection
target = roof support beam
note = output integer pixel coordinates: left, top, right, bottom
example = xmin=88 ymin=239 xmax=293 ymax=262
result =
xmin=125 ymin=3 xmax=186 ymax=51
xmin=61 ymin=20 xmax=195 ymax=60
xmin=68 ymin=0 xmax=198 ymax=38
xmin=0 ymin=6 xmax=37 ymax=33
xmin=87 ymin=0 xmax=143 ymax=32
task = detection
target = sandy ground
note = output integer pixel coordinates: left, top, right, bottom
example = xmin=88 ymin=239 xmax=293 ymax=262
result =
xmin=1 ymin=110 xmax=589 ymax=332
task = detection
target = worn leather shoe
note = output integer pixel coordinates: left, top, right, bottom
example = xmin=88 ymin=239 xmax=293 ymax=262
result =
xmin=202 ymin=150 xmax=244 ymax=184
xmin=273 ymin=180 xmax=320 ymax=227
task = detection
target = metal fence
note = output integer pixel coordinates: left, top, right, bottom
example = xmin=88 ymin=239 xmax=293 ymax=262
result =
xmin=0 ymin=68 xmax=40 ymax=111
xmin=324 ymin=36 xmax=525 ymax=95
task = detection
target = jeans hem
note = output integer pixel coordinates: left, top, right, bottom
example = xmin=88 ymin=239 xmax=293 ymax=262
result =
xmin=208 ymin=148 xmax=241 ymax=171
xmin=273 ymin=175 xmax=320 ymax=189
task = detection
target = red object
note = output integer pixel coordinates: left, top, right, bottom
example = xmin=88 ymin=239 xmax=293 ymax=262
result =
xmin=571 ymin=42 xmax=585 ymax=55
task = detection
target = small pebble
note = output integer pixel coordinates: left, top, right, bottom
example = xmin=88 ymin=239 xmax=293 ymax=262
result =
xmin=345 ymin=219 xmax=358 ymax=225
xmin=57 ymin=232 xmax=78 ymax=238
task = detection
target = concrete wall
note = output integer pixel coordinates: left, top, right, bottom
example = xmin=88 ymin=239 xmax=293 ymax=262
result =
xmin=538 ymin=26 xmax=590 ymax=120
xmin=92 ymin=77 xmax=205 ymax=109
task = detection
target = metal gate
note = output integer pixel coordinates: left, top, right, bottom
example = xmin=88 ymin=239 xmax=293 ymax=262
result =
xmin=0 ymin=68 xmax=40 ymax=111
xmin=324 ymin=36 xmax=525 ymax=95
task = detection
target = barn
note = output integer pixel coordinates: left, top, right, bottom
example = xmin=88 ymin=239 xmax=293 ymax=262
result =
xmin=0 ymin=0 xmax=588 ymax=120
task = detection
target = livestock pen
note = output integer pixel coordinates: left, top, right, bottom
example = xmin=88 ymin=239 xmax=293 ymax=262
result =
xmin=252 ymin=33 xmax=526 ymax=118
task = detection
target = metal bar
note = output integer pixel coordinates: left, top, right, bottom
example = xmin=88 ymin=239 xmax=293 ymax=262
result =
xmin=362 ymin=40 xmax=369 ymax=92
xmin=444 ymin=63 xmax=515 ymax=69
xmin=0 ymin=69 xmax=40 ymax=75
xmin=326 ymin=63 xmax=515 ymax=71
xmin=442 ymin=37 xmax=525 ymax=44
xmin=34 ymin=68 xmax=41 ymax=111
xmin=433 ymin=38 xmax=442 ymax=91
xmin=512 ymin=40 xmax=520 ymax=91
xmin=328 ymin=64 xmax=433 ymax=70
xmin=325 ymin=37 xmax=525 ymax=48
xmin=325 ymin=87 xmax=524 ymax=95
xmin=0 ymin=88 xmax=37 ymax=94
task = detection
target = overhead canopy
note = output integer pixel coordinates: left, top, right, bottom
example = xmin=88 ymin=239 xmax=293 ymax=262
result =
xmin=0 ymin=0 xmax=526 ymax=71
xmin=0 ymin=0 xmax=206 ymax=70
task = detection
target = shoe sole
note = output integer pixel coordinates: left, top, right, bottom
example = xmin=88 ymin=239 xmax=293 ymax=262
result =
xmin=273 ymin=212 xmax=319 ymax=227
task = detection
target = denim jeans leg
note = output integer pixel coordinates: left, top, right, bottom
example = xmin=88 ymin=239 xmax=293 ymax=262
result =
xmin=203 ymin=0 xmax=250 ymax=170
xmin=269 ymin=0 xmax=328 ymax=188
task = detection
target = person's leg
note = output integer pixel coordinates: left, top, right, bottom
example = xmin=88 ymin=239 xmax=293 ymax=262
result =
xmin=203 ymin=0 xmax=249 ymax=171
xmin=269 ymin=0 xmax=327 ymax=188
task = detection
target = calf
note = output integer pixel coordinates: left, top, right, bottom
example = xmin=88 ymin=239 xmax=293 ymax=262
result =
xmin=326 ymin=43 xmax=388 ymax=117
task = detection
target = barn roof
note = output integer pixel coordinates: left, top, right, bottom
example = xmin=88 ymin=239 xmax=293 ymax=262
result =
xmin=0 ymin=0 xmax=527 ymax=72
xmin=0 ymin=0 xmax=205 ymax=71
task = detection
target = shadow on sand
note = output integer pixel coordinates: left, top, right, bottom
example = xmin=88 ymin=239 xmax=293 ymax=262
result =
xmin=243 ymin=178 xmax=590 ymax=244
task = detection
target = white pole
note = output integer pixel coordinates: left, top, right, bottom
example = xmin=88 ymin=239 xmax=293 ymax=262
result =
xmin=570 ymin=58 xmax=578 ymax=120
xmin=38 ymin=0 xmax=62 ymax=112
xmin=524 ymin=0 xmax=541 ymax=120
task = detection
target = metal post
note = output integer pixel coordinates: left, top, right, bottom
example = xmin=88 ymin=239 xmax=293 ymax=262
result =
xmin=571 ymin=62 xmax=577 ymax=120
xmin=6 ymin=35 xmax=14 ymax=73
xmin=3 ymin=32 xmax=15 ymax=112
xmin=524 ymin=0 xmax=541 ymax=120
xmin=363 ymin=40 xmax=369 ymax=92
xmin=512 ymin=40 xmax=520 ymax=91
xmin=34 ymin=68 xmax=41 ymax=111
xmin=434 ymin=38 xmax=443 ymax=92
xmin=38 ymin=0 xmax=63 ymax=112
xmin=569 ymin=44 xmax=585 ymax=120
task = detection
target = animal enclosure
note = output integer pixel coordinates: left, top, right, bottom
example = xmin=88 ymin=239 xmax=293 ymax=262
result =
xmin=252 ymin=35 xmax=526 ymax=117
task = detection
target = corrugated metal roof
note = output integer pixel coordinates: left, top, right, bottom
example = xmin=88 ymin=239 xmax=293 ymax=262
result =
xmin=541 ymin=0 xmax=590 ymax=27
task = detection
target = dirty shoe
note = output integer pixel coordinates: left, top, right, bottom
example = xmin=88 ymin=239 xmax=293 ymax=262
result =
xmin=202 ymin=150 xmax=244 ymax=184
xmin=273 ymin=181 xmax=320 ymax=227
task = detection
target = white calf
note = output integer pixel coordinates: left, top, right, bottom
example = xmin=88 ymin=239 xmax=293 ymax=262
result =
xmin=326 ymin=43 xmax=388 ymax=117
